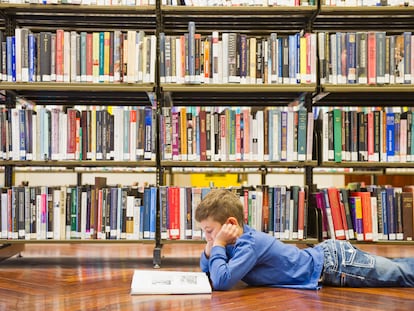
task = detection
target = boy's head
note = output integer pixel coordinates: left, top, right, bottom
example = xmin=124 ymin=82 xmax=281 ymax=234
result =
xmin=195 ymin=188 xmax=244 ymax=226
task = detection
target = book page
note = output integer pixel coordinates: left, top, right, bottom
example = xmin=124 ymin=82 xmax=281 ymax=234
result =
xmin=130 ymin=270 xmax=212 ymax=295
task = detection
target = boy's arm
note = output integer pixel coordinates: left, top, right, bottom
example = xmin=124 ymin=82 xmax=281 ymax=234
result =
xmin=207 ymin=241 xmax=257 ymax=291
xmin=200 ymin=250 xmax=210 ymax=272
xmin=200 ymin=240 xmax=214 ymax=272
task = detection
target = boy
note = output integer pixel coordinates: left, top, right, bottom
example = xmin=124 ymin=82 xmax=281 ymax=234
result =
xmin=195 ymin=188 xmax=414 ymax=290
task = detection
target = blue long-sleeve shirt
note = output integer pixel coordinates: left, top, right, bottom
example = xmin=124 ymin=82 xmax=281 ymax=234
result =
xmin=200 ymin=224 xmax=324 ymax=290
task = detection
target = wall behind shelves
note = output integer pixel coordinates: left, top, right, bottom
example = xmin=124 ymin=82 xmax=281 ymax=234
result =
xmin=171 ymin=173 xmax=345 ymax=189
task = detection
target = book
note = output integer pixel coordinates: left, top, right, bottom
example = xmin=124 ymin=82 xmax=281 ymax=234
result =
xmin=130 ymin=270 xmax=212 ymax=295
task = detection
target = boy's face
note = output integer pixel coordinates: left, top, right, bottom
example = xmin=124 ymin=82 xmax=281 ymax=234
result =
xmin=200 ymin=217 xmax=223 ymax=243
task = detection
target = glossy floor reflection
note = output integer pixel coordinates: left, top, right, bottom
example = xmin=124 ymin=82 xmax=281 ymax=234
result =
xmin=0 ymin=243 xmax=414 ymax=311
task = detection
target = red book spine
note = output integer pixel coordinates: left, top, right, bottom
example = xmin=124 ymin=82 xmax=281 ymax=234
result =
xmin=298 ymin=188 xmax=305 ymax=240
xmin=55 ymin=29 xmax=64 ymax=82
xmin=367 ymin=32 xmax=376 ymax=85
xmin=168 ymin=187 xmax=180 ymax=240
xmin=327 ymin=187 xmax=346 ymax=240
xmin=86 ymin=33 xmax=93 ymax=81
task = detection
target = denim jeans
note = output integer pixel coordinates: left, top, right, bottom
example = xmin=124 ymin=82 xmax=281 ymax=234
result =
xmin=319 ymin=239 xmax=414 ymax=287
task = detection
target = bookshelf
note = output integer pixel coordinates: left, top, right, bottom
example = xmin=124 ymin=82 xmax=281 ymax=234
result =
xmin=0 ymin=4 xmax=161 ymax=261
xmin=311 ymin=5 xmax=414 ymax=247
xmin=154 ymin=4 xmax=321 ymax=266
xmin=2 ymin=2 xmax=414 ymax=266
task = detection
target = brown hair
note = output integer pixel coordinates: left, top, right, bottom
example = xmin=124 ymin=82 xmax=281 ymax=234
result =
xmin=195 ymin=188 xmax=244 ymax=226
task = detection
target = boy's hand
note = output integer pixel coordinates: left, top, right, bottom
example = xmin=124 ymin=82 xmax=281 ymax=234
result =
xmin=204 ymin=240 xmax=214 ymax=258
xmin=213 ymin=223 xmax=239 ymax=248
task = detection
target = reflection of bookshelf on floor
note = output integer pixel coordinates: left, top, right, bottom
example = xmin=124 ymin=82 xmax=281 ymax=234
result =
xmin=130 ymin=270 xmax=212 ymax=295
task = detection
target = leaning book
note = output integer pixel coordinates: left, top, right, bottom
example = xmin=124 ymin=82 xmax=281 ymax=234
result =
xmin=130 ymin=270 xmax=212 ymax=295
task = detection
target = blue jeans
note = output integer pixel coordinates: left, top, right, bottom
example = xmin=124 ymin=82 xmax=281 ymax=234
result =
xmin=319 ymin=239 xmax=414 ymax=287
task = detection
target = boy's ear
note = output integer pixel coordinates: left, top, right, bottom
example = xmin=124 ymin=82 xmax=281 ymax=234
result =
xmin=226 ymin=217 xmax=239 ymax=226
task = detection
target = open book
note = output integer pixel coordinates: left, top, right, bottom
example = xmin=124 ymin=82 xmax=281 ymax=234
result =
xmin=130 ymin=270 xmax=212 ymax=295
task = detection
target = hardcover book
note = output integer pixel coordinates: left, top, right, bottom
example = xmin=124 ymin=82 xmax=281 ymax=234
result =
xmin=130 ymin=270 xmax=212 ymax=295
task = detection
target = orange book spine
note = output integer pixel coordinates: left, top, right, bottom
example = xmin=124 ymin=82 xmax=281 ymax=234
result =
xmin=351 ymin=191 xmax=373 ymax=241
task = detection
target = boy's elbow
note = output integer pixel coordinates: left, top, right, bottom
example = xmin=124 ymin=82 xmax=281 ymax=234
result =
xmin=210 ymin=277 xmax=234 ymax=291
xmin=211 ymin=282 xmax=232 ymax=291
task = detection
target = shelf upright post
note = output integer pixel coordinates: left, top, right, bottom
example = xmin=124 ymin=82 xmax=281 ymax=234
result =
xmin=4 ymin=91 xmax=16 ymax=187
xmin=260 ymin=166 xmax=267 ymax=186
xmin=304 ymin=93 xmax=314 ymax=191
xmin=3 ymin=13 xmax=17 ymax=188
xmin=153 ymin=0 xmax=163 ymax=269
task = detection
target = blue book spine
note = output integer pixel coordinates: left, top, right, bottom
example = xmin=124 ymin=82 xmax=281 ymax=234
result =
xmin=144 ymin=107 xmax=152 ymax=160
xmin=295 ymin=33 xmax=300 ymax=83
xmin=381 ymin=189 xmax=388 ymax=239
xmin=28 ymin=33 xmax=35 ymax=82
xmin=143 ymin=187 xmax=151 ymax=239
xmin=346 ymin=32 xmax=356 ymax=84
xmin=11 ymin=36 xmax=16 ymax=82
xmin=149 ymin=187 xmax=157 ymax=240
xmin=6 ymin=36 xmax=12 ymax=82
xmin=386 ymin=112 xmax=395 ymax=162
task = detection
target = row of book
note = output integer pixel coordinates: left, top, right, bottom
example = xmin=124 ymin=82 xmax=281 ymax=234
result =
xmin=160 ymin=23 xmax=317 ymax=84
xmin=0 ymin=29 xmax=156 ymax=84
xmin=313 ymin=185 xmax=414 ymax=241
xmin=160 ymin=106 xmax=314 ymax=162
xmin=163 ymin=0 xmax=315 ymax=6
xmin=0 ymin=0 xmax=155 ymax=5
xmin=3 ymin=181 xmax=414 ymax=242
xmin=9 ymin=103 xmax=414 ymax=164
xmin=3 ymin=0 xmax=408 ymax=6
xmin=0 ymin=182 xmax=313 ymax=241
xmin=159 ymin=185 xmax=309 ymax=241
xmin=0 ymin=181 xmax=157 ymax=241
xmin=320 ymin=107 xmax=414 ymax=163
xmin=0 ymin=105 xmax=157 ymax=161
xmin=6 ymin=27 xmax=414 ymax=87
xmin=318 ymin=31 xmax=414 ymax=85
xmin=321 ymin=0 xmax=411 ymax=6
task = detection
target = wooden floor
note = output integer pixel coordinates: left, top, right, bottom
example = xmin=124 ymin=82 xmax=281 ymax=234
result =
xmin=1 ymin=242 xmax=414 ymax=311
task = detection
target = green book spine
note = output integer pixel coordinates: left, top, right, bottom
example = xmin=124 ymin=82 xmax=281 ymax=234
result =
xmin=333 ymin=108 xmax=342 ymax=163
